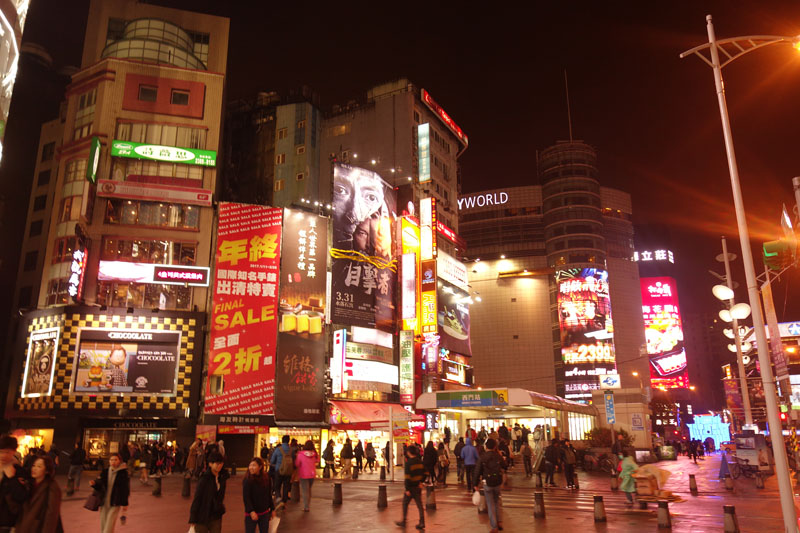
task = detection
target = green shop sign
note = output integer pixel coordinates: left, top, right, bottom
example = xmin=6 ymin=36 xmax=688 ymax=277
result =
xmin=86 ymin=137 xmax=101 ymax=183
xmin=110 ymin=140 xmax=216 ymax=167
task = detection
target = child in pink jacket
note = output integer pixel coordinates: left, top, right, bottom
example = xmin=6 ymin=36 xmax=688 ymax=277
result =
xmin=294 ymin=441 xmax=319 ymax=511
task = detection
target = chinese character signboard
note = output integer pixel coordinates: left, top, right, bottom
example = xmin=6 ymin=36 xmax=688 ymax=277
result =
xmin=68 ymin=247 xmax=87 ymax=302
xmin=417 ymin=123 xmax=431 ymax=183
xmin=275 ymin=209 xmax=328 ymax=422
xmin=21 ymin=328 xmax=60 ymax=397
xmin=206 ymin=203 xmax=282 ymax=415
xmin=640 ymin=277 xmax=689 ymax=389
xmin=330 ymin=164 xmax=397 ymax=330
xmin=556 ymin=268 xmax=616 ymax=402
xmin=110 ymin=140 xmax=216 ymax=166
xmin=399 ymin=330 xmax=414 ymax=404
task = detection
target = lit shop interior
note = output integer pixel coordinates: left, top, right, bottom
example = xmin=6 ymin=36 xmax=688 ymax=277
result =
xmin=417 ymin=388 xmax=597 ymax=443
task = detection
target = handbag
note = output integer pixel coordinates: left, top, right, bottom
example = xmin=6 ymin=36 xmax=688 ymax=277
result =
xmin=471 ymin=490 xmax=481 ymax=506
xmin=83 ymin=490 xmax=101 ymax=512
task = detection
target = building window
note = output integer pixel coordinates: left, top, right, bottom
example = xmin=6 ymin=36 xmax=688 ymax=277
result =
xmin=112 ymin=158 xmax=203 ymax=181
xmin=276 ymin=153 xmax=286 ymax=164
xmin=73 ymin=88 xmax=97 ymax=140
xmin=328 ymin=124 xmax=350 ymax=137
xmin=23 ymin=251 xmax=38 ymax=271
xmin=297 ymin=120 xmax=306 ymax=129
xmin=33 ymin=195 xmax=47 ymax=211
xmin=296 ymin=145 xmax=305 ymax=155
xmin=115 ymin=122 xmax=206 ymax=149
xmin=413 ymin=110 xmax=421 ymax=123
xmin=29 ymin=220 xmax=43 ymax=237
xmin=41 ymin=142 xmax=55 ymax=162
xmin=53 ymin=237 xmax=77 ymax=263
xmin=96 ymin=281 xmax=191 ymax=310
xmin=65 ymin=159 xmax=87 ymax=183
xmin=17 ymin=286 xmax=32 ymax=308
xmin=296 ymin=173 xmax=304 ymax=181
xmin=274 ymin=179 xmax=284 ymax=191
xmin=171 ymin=89 xmax=190 ymax=106
xmin=277 ymin=128 xmax=288 ymax=140
xmin=100 ymin=237 xmax=197 ymax=265
xmin=45 ymin=278 xmax=70 ymax=306
xmin=58 ymin=196 xmax=81 ymax=223
xmin=104 ymin=199 xmax=200 ymax=230
xmin=37 ymin=170 xmax=51 ymax=186
xmin=138 ymin=85 xmax=158 ymax=102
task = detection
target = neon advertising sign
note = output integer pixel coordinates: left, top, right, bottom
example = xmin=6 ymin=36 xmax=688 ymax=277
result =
xmin=640 ymin=276 xmax=689 ymax=389
xmin=420 ymin=89 xmax=468 ymax=147
xmin=556 ymin=268 xmax=616 ymax=402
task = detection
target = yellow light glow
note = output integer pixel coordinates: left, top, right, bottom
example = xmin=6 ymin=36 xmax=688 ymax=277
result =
xmin=632 ymin=371 xmax=639 ymax=377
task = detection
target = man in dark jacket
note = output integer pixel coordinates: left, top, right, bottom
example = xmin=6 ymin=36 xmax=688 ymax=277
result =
xmin=544 ymin=439 xmax=560 ymax=487
xmin=189 ymin=452 xmax=228 ymax=533
xmin=453 ymin=437 xmax=465 ymax=483
xmin=340 ymin=439 xmax=354 ymax=478
xmin=68 ymin=442 xmax=87 ymax=491
xmin=395 ymin=445 xmax=426 ymax=530
xmin=0 ymin=436 xmax=29 ymax=529
xmin=354 ymin=440 xmax=365 ymax=473
xmin=270 ymin=435 xmax=293 ymax=503
xmin=473 ymin=438 xmax=505 ymax=533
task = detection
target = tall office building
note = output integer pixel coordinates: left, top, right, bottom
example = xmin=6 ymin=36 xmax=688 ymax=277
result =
xmin=5 ymin=0 xmax=229 ymax=460
xmin=460 ymin=140 xmax=647 ymax=401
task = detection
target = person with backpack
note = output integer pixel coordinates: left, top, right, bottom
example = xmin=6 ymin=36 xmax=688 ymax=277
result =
xmin=453 ymin=437 xmax=465 ymax=483
xmin=395 ymin=444 xmax=426 ymax=530
xmin=340 ymin=439 xmax=354 ymax=478
xmin=422 ymin=442 xmax=437 ymax=486
xmin=460 ymin=437 xmax=480 ymax=493
xmin=322 ymin=440 xmax=337 ymax=476
xmin=562 ymin=439 xmax=578 ymax=489
xmin=520 ymin=440 xmax=533 ymax=477
xmin=269 ymin=436 xmax=293 ymax=505
xmin=473 ymin=438 xmax=506 ymax=533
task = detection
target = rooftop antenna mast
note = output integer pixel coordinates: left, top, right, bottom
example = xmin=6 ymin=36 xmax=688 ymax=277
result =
xmin=564 ymin=69 xmax=573 ymax=141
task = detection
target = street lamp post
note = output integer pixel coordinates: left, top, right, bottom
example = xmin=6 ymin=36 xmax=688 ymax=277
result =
xmin=682 ymin=15 xmax=799 ymax=532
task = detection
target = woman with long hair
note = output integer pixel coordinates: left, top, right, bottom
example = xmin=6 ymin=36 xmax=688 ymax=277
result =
xmin=242 ymin=457 xmax=273 ymax=533
xmin=90 ymin=452 xmax=129 ymax=533
xmin=16 ymin=455 xmax=62 ymax=532
xmin=423 ymin=441 xmax=437 ymax=486
xmin=294 ymin=441 xmax=319 ymax=512
xmin=322 ymin=440 xmax=337 ymax=476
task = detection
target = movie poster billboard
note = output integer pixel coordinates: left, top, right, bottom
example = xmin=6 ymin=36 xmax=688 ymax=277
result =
xmin=206 ymin=203 xmax=282 ymax=415
xmin=275 ymin=209 xmax=328 ymax=422
xmin=640 ymin=277 xmax=689 ymax=389
xmin=556 ymin=268 xmax=616 ymax=402
xmin=21 ymin=328 xmax=60 ymax=397
xmin=330 ymin=164 xmax=397 ymax=330
xmin=437 ymin=280 xmax=472 ymax=356
xmin=73 ymin=328 xmax=181 ymax=395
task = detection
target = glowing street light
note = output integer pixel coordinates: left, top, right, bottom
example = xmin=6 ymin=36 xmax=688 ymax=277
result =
xmin=712 ymin=284 xmax=734 ymax=300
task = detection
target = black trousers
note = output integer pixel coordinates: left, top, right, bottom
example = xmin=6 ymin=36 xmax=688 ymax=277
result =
xmin=465 ymin=464 xmax=476 ymax=492
xmin=401 ymin=486 xmax=425 ymax=526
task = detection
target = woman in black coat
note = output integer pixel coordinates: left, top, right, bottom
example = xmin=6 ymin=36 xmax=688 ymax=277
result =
xmin=189 ymin=452 xmax=228 ymax=533
xmin=242 ymin=457 xmax=273 ymax=532
xmin=90 ymin=453 xmax=129 ymax=533
xmin=423 ymin=441 xmax=438 ymax=486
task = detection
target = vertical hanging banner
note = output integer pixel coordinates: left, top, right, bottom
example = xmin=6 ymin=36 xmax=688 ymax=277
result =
xmin=275 ymin=209 xmax=328 ymax=422
xmin=330 ymin=163 xmax=397 ymax=330
xmin=399 ymin=329 xmax=415 ymax=404
xmin=206 ymin=203 xmax=282 ymax=415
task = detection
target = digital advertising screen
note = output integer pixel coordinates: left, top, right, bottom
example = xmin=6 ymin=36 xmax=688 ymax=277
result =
xmin=640 ymin=277 xmax=689 ymax=389
xmin=21 ymin=328 xmax=60 ymax=397
xmin=330 ymin=164 xmax=397 ymax=330
xmin=437 ymin=280 xmax=471 ymax=356
xmin=72 ymin=328 xmax=181 ymax=395
xmin=556 ymin=268 xmax=616 ymax=401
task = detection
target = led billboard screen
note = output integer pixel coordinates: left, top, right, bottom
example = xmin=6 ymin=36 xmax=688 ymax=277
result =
xmin=640 ymin=277 xmax=689 ymax=389
xmin=556 ymin=268 xmax=616 ymax=401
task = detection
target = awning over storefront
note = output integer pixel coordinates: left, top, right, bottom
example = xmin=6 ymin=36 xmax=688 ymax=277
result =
xmin=330 ymin=401 xmax=424 ymax=429
xmin=416 ymin=388 xmax=598 ymax=417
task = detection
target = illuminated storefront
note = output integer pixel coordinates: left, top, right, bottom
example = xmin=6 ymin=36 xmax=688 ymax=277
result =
xmin=556 ymin=268 xmax=617 ymax=402
xmin=640 ymin=277 xmax=689 ymax=389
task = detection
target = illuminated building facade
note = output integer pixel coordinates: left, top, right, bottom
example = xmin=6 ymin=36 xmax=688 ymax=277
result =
xmin=460 ymin=141 xmax=647 ymax=401
xmin=6 ymin=0 xmax=228 ymax=464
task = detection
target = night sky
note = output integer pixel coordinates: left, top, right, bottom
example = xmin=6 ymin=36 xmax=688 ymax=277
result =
xmin=6 ymin=0 xmax=800 ymax=323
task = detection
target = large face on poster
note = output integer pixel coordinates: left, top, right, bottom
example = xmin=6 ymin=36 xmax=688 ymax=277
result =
xmin=275 ymin=209 xmax=328 ymax=422
xmin=640 ymin=277 xmax=689 ymax=389
xmin=72 ymin=328 xmax=181 ymax=395
xmin=206 ymin=203 xmax=282 ymax=415
xmin=0 ymin=1 xmax=29 ymax=167
xmin=437 ymin=280 xmax=471 ymax=355
xmin=557 ymin=268 xmax=616 ymax=401
xmin=330 ymin=164 xmax=397 ymax=330
xmin=21 ymin=328 xmax=60 ymax=397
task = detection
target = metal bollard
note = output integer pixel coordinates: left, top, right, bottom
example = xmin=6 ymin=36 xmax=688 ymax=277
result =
xmin=535 ymin=472 xmax=543 ymax=488
xmin=593 ymin=495 xmax=607 ymax=522
xmin=657 ymin=500 xmax=671 ymax=529
xmin=377 ymin=484 xmax=388 ymax=508
xmin=152 ymin=476 xmax=162 ymax=497
xmin=724 ymin=474 xmax=734 ymax=491
xmin=689 ymin=474 xmax=698 ymax=495
xmin=755 ymin=471 xmax=764 ymax=489
xmin=723 ymin=505 xmax=740 ymax=533
xmin=477 ymin=488 xmax=487 ymax=514
xmin=533 ymin=490 xmax=546 ymax=518
xmin=66 ymin=476 xmax=75 ymax=497
xmin=333 ymin=482 xmax=343 ymax=505
xmin=291 ymin=480 xmax=300 ymax=501
xmin=610 ymin=474 xmax=619 ymax=491
xmin=426 ymin=484 xmax=437 ymax=510
xmin=380 ymin=465 xmax=386 ymax=480
xmin=182 ymin=474 xmax=191 ymax=498
xmin=353 ymin=466 xmax=358 ymax=480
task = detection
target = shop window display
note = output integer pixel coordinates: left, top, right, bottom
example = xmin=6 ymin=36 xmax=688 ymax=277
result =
xmin=105 ymin=199 xmax=200 ymax=230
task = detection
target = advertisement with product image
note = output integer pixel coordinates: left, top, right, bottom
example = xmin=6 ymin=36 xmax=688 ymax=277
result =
xmin=72 ymin=328 xmax=181 ymax=395
xmin=330 ymin=164 xmax=397 ymax=330
xmin=640 ymin=277 xmax=689 ymax=389
xmin=437 ymin=280 xmax=472 ymax=355
xmin=21 ymin=328 xmax=61 ymax=397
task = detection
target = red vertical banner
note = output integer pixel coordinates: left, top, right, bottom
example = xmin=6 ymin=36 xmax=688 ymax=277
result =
xmin=205 ymin=203 xmax=283 ymax=415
